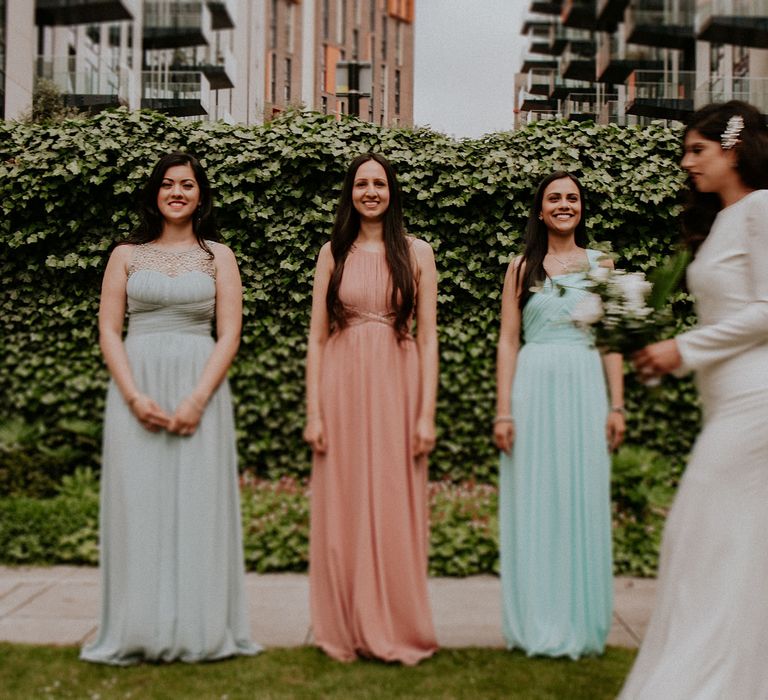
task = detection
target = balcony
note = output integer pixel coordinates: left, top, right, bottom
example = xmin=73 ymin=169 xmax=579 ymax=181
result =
xmin=141 ymin=70 xmax=206 ymax=116
xmin=561 ymin=44 xmax=596 ymax=81
xmin=625 ymin=69 xmax=695 ymax=121
xmin=527 ymin=67 xmax=556 ymax=96
xmin=596 ymin=33 xmax=663 ymax=83
xmin=207 ymin=0 xmax=235 ymax=30
xmin=561 ymin=0 xmax=598 ymax=29
xmin=596 ymin=0 xmax=629 ymax=30
xmin=698 ymin=76 xmax=768 ymax=116
xmin=550 ymin=77 xmax=592 ymax=99
xmin=696 ymin=0 xmax=768 ymax=47
xmin=529 ymin=0 xmax=564 ymax=16
xmin=549 ymin=26 xmax=595 ymax=56
xmin=521 ymin=57 xmax=559 ymax=73
xmin=563 ymin=91 xmax=613 ymax=121
xmin=625 ymin=0 xmax=695 ymax=50
xmin=37 ymin=56 xmax=122 ymax=111
xmin=143 ymin=1 xmax=208 ymax=50
xmin=35 ymin=0 xmax=134 ymax=25
xmin=520 ymin=95 xmax=559 ymax=112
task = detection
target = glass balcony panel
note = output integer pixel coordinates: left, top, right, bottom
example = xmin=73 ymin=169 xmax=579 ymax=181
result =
xmin=696 ymin=0 xmax=768 ymax=46
xmin=625 ymin=69 xmax=696 ymax=121
xmin=695 ymin=76 xmax=768 ymax=115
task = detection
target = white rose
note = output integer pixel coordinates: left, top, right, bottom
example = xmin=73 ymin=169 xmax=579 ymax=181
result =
xmin=615 ymin=272 xmax=651 ymax=306
xmin=590 ymin=266 xmax=611 ymax=282
xmin=572 ymin=293 xmax=604 ymax=325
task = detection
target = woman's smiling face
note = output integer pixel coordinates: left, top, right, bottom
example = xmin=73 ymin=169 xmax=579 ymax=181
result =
xmin=540 ymin=176 xmax=582 ymax=237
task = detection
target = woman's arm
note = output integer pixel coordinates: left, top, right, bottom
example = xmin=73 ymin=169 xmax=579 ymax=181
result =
xmin=636 ymin=192 xmax=768 ymax=376
xmin=598 ymin=257 xmax=625 ymax=451
xmin=493 ymin=259 xmax=523 ymax=455
xmin=99 ymin=245 xmax=170 ymax=432
xmin=412 ymin=239 xmax=439 ymax=458
xmin=167 ymin=243 xmax=242 ymax=435
xmin=602 ymin=353 xmax=626 ymax=451
xmin=302 ymin=242 xmax=333 ymax=454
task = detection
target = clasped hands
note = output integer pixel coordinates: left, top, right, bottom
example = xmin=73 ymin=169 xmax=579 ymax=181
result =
xmin=632 ymin=338 xmax=683 ymax=383
xmin=303 ymin=414 xmax=436 ymax=458
xmin=129 ymin=393 xmax=204 ymax=436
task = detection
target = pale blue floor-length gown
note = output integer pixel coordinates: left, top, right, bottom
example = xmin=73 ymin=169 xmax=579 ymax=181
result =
xmin=81 ymin=242 xmax=260 ymax=665
xmin=620 ymin=190 xmax=768 ymax=698
xmin=499 ymin=248 xmax=612 ymax=659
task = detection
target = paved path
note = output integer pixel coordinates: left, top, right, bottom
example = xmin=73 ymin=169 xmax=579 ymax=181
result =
xmin=0 ymin=567 xmax=655 ymax=649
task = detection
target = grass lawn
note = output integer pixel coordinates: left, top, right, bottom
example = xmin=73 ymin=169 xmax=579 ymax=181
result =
xmin=0 ymin=644 xmax=634 ymax=699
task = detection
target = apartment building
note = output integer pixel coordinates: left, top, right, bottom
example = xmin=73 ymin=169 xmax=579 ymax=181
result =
xmin=514 ymin=0 xmax=768 ymax=127
xmin=1 ymin=0 xmax=415 ymax=126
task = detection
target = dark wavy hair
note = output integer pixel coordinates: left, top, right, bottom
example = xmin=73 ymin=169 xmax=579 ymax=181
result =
xmin=681 ymin=101 xmax=768 ymax=253
xmin=325 ymin=153 xmax=415 ymax=340
xmin=124 ymin=151 xmax=217 ymax=254
xmin=515 ymin=171 xmax=588 ymax=310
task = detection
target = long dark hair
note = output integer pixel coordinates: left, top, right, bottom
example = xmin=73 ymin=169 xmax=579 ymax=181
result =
xmin=125 ymin=151 xmax=217 ymax=254
xmin=515 ymin=171 xmax=588 ymax=310
xmin=682 ymin=101 xmax=768 ymax=253
xmin=325 ymin=153 xmax=415 ymax=339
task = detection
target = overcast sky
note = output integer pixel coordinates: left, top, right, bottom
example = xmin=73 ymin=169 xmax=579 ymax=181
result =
xmin=413 ymin=0 xmax=528 ymax=138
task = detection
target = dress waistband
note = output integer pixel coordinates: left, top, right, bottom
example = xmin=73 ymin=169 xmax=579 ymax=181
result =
xmin=346 ymin=308 xmax=396 ymax=327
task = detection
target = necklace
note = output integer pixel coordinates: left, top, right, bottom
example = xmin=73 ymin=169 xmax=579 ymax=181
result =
xmin=547 ymin=250 xmax=583 ymax=273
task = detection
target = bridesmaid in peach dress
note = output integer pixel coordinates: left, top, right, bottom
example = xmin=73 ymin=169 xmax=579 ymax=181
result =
xmin=303 ymin=153 xmax=439 ymax=665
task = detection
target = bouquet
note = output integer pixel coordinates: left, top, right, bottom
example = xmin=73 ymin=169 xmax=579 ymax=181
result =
xmin=569 ymin=252 xmax=690 ymax=356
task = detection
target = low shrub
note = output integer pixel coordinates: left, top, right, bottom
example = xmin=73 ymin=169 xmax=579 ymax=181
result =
xmin=611 ymin=446 xmax=678 ymax=576
xmin=0 ymin=449 xmax=678 ymax=576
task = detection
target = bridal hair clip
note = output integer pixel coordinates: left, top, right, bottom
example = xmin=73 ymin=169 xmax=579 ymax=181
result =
xmin=721 ymin=115 xmax=744 ymax=150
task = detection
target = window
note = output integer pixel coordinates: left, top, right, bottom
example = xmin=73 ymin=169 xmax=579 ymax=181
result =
xmin=381 ymin=14 xmax=387 ymax=59
xmin=270 ymin=0 xmax=278 ymax=49
xmin=285 ymin=57 xmax=292 ymax=101
xmin=322 ymin=0 xmax=330 ymax=40
xmin=353 ymin=28 xmax=359 ymax=59
xmin=369 ymin=0 xmax=376 ymax=31
xmin=339 ymin=0 xmax=347 ymax=44
xmin=394 ymin=68 xmax=400 ymax=114
xmin=270 ymin=53 xmax=277 ymax=103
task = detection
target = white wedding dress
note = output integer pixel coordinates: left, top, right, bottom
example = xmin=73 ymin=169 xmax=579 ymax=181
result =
xmin=619 ymin=189 xmax=768 ymax=699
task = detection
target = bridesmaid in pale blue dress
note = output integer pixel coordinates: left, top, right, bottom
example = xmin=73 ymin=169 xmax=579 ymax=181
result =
xmin=493 ymin=171 xmax=625 ymax=659
xmin=81 ymin=153 xmax=260 ymax=664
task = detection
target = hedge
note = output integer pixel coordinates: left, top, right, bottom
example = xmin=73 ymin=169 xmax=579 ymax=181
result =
xmin=0 ymin=108 xmax=700 ymax=487
xmin=0 ymin=445 xmax=672 ymax=576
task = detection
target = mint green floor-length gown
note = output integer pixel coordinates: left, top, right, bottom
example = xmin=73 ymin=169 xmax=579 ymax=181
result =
xmin=499 ymin=248 xmax=612 ymax=659
xmin=81 ymin=243 xmax=260 ymax=665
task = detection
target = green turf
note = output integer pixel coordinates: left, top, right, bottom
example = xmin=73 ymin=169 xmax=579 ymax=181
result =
xmin=0 ymin=644 xmax=634 ymax=699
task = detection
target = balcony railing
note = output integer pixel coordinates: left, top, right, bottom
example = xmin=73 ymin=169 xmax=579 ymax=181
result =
xmin=143 ymin=1 xmax=208 ymax=50
xmin=141 ymin=70 xmax=206 ymax=116
xmin=35 ymin=0 xmax=134 ymax=26
xmin=561 ymin=44 xmax=596 ymax=81
xmin=696 ymin=0 xmax=768 ymax=46
xmin=527 ymin=67 xmax=556 ymax=96
xmin=37 ymin=56 xmax=120 ymax=95
xmin=625 ymin=0 xmax=695 ymax=48
xmin=626 ymin=69 xmax=696 ymax=121
xmin=596 ymin=31 xmax=663 ymax=82
xmin=696 ymin=76 xmax=768 ymax=115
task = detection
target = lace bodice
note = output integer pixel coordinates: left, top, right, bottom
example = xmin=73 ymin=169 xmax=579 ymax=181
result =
xmin=128 ymin=242 xmax=216 ymax=280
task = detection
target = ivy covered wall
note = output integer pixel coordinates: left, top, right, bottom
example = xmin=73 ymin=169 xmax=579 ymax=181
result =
xmin=0 ymin=109 xmax=700 ymax=485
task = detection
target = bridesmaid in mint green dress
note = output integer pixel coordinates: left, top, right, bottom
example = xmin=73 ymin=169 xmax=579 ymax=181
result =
xmin=81 ymin=153 xmax=259 ymax=664
xmin=494 ymin=171 xmax=626 ymax=659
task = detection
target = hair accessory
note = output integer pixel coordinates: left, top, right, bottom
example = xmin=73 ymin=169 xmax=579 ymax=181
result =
xmin=721 ymin=115 xmax=744 ymax=150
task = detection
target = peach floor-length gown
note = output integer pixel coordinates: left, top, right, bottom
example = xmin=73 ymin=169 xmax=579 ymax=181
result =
xmin=309 ymin=244 xmax=438 ymax=665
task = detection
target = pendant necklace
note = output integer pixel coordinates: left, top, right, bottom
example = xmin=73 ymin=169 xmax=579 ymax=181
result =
xmin=548 ymin=251 xmax=580 ymax=273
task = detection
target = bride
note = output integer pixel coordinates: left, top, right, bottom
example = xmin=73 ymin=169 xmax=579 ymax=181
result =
xmin=621 ymin=101 xmax=768 ymax=698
